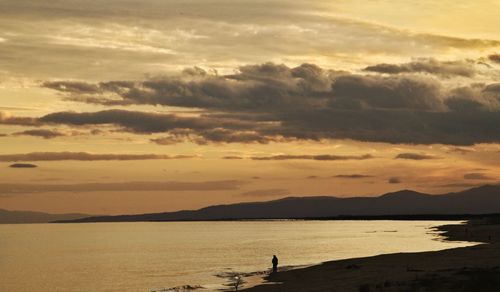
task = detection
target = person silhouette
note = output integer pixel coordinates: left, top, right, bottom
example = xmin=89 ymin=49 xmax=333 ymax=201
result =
xmin=272 ymin=255 xmax=278 ymax=273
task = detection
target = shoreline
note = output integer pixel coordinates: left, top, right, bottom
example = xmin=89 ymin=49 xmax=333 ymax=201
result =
xmin=242 ymin=218 xmax=500 ymax=291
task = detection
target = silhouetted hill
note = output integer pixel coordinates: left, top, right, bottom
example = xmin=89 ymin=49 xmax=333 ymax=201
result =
xmin=0 ymin=209 xmax=91 ymax=224
xmin=56 ymin=185 xmax=500 ymax=223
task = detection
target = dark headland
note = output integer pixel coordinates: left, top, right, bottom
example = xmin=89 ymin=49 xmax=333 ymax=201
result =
xmin=243 ymin=218 xmax=500 ymax=292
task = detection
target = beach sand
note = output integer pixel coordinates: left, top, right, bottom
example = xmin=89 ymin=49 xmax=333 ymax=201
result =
xmin=243 ymin=218 xmax=500 ymax=291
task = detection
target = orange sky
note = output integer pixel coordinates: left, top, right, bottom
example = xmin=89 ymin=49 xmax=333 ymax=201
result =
xmin=0 ymin=0 xmax=499 ymax=214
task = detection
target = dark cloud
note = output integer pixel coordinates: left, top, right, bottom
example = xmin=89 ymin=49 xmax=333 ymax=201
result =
xmin=13 ymin=129 xmax=67 ymax=139
xmin=484 ymin=83 xmax=500 ymax=94
xmin=448 ymin=147 xmax=476 ymax=155
xmin=330 ymin=74 xmax=444 ymax=110
xmin=40 ymin=110 xmax=218 ymax=133
xmin=0 ymin=180 xmax=243 ymax=194
xmin=488 ymin=54 xmax=500 ymax=64
xmin=42 ymin=63 xmax=341 ymax=112
xmin=463 ymin=173 xmax=494 ymax=180
xmin=395 ymin=153 xmax=439 ymax=160
xmin=240 ymin=188 xmax=290 ymax=197
xmin=39 ymin=110 xmax=257 ymax=136
xmin=363 ymin=58 xmax=476 ymax=77
xmin=150 ymin=136 xmax=185 ymax=145
xmin=250 ymin=154 xmax=374 ymax=161
xmin=9 ymin=163 xmax=38 ymax=168
xmin=222 ymin=156 xmax=244 ymax=160
xmin=21 ymin=62 xmax=500 ymax=145
xmin=273 ymin=108 xmax=500 ymax=145
xmin=388 ymin=177 xmax=402 ymax=184
xmin=43 ymin=81 xmax=101 ymax=94
xmin=43 ymin=64 xmax=445 ymax=112
xmin=333 ymin=174 xmax=373 ymax=179
xmin=447 ymin=147 xmax=475 ymax=154
xmin=17 ymin=100 xmax=500 ymax=147
xmin=0 ymin=152 xmax=194 ymax=162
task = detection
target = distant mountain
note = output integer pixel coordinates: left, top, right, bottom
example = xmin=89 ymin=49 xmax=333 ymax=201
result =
xmin=0 ymin=209 xmax=91 ymax=224
xmin=56 ymin=185 xmax=500 ymax=223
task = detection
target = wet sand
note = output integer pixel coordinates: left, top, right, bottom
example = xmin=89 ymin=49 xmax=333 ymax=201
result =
xmin=243 ymin=218 xmax=500 ymax=292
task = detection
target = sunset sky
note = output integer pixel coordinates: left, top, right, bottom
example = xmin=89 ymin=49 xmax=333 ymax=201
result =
xmin=1 ymin=0 xmax=499 ymax=215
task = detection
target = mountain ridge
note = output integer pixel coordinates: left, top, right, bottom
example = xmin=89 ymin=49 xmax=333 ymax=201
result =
xmin=55 ymin=184 xmax=500 ymax=223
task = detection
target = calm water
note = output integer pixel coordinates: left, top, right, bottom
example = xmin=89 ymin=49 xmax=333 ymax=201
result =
xmin=0 ymin=221 xmax=474 ymax=291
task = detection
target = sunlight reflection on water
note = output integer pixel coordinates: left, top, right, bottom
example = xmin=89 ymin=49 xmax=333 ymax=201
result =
xmin=0 ymin=220 xmax=474 ymax=291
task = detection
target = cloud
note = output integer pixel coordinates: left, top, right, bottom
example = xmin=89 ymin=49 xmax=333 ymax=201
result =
xmin=463 ymin=173 xmax=494 ymax=180
xmin=488 ymin=54 xmax=500 ymax=64
xmin=151 ymin=129 xmax=287 ymax=145
xmin=12 ymin=129 xmax=67 ymax=139
xmin=240 ymin=188 xmax=290 ymax=197
xmin=388 ymin=177 xmax=402 ymax=184
xmin=39 ymin=110 xmax=257 ymax=135
xmin=12 ymin=106 xmax=500 ymax=146
xmin=150 ymin=136 xmax=185 ymax=145
xmin=333 ymin=174 xmax=373 ymax=179
xmin=274 ymin=108 xmax=500 ymax=145
xmin=395 ymin=153 xmax=439 ymax=160
xmin=42 ymin=63 xmax=341 ymax=111
xmin=40 ymin=110 xmax=217 ymax=133
xmin=363 ymin=58 xmax=477 ymax=77
xmin=0 ymin=180 xmax=243 ymax=194
xmin=4 ymin=0 xmax=500 ymax=85
xmin=9 ymin=163 xmax=38 ymax=168
xmin=222 ymin=156 xmax=244 ymax=160
xmin=446 ymin=147 xmax=475 ymax=154
xmin=250 ymin=154 xmax=374 ymax=161
xmin=0 ymin=152 xmax=194 ymax=162
xmin=43 ymin=81 xmax=101 ymax=93
xmin=43 ymin=63 xmax=447 ymax=112
xmin=329 ymin=74 xmax=444 ymax=110
xmin=189 ymin=129 xmax=287 ymax=145
xmin=6 ymin=62 xmax=497 ymax=146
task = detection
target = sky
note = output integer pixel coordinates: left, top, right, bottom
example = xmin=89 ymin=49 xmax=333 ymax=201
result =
xmin=0 ymin=0 xmax=499 ymax=215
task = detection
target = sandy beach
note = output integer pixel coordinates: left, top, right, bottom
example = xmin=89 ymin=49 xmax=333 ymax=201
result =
xmin=243 ymin=218 xmax=500 ymax=292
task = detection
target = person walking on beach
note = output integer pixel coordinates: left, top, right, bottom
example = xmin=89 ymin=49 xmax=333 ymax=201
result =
xmin=272 ymin=255 xmax=278 ymax=273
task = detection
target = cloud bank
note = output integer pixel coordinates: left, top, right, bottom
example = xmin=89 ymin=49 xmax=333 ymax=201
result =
xmin=13 ymin=129 xmax=68 ymax=139
xmin=250 ymin=154 xmax=374 ymax=161
xmin=9 ymin=163 xmax=38 ymax=168
xmin=333 ymin=174 xmax=373 ymax=179
xmin=364 ymin=58 xmax=477 ymax=77
xmin=2 ymin=62 xmax=497 ymax=146
xmin=241 ymin=188 xmax=290 ymax=197
xmin=395 ymin=153 xmax=439 ymax=160
xmin=0 ymin=152 xmax=194 ymax=162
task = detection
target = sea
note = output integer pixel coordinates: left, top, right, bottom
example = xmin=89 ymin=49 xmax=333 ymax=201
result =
xmin=0 ymin=220 xmax=475 ymax=291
